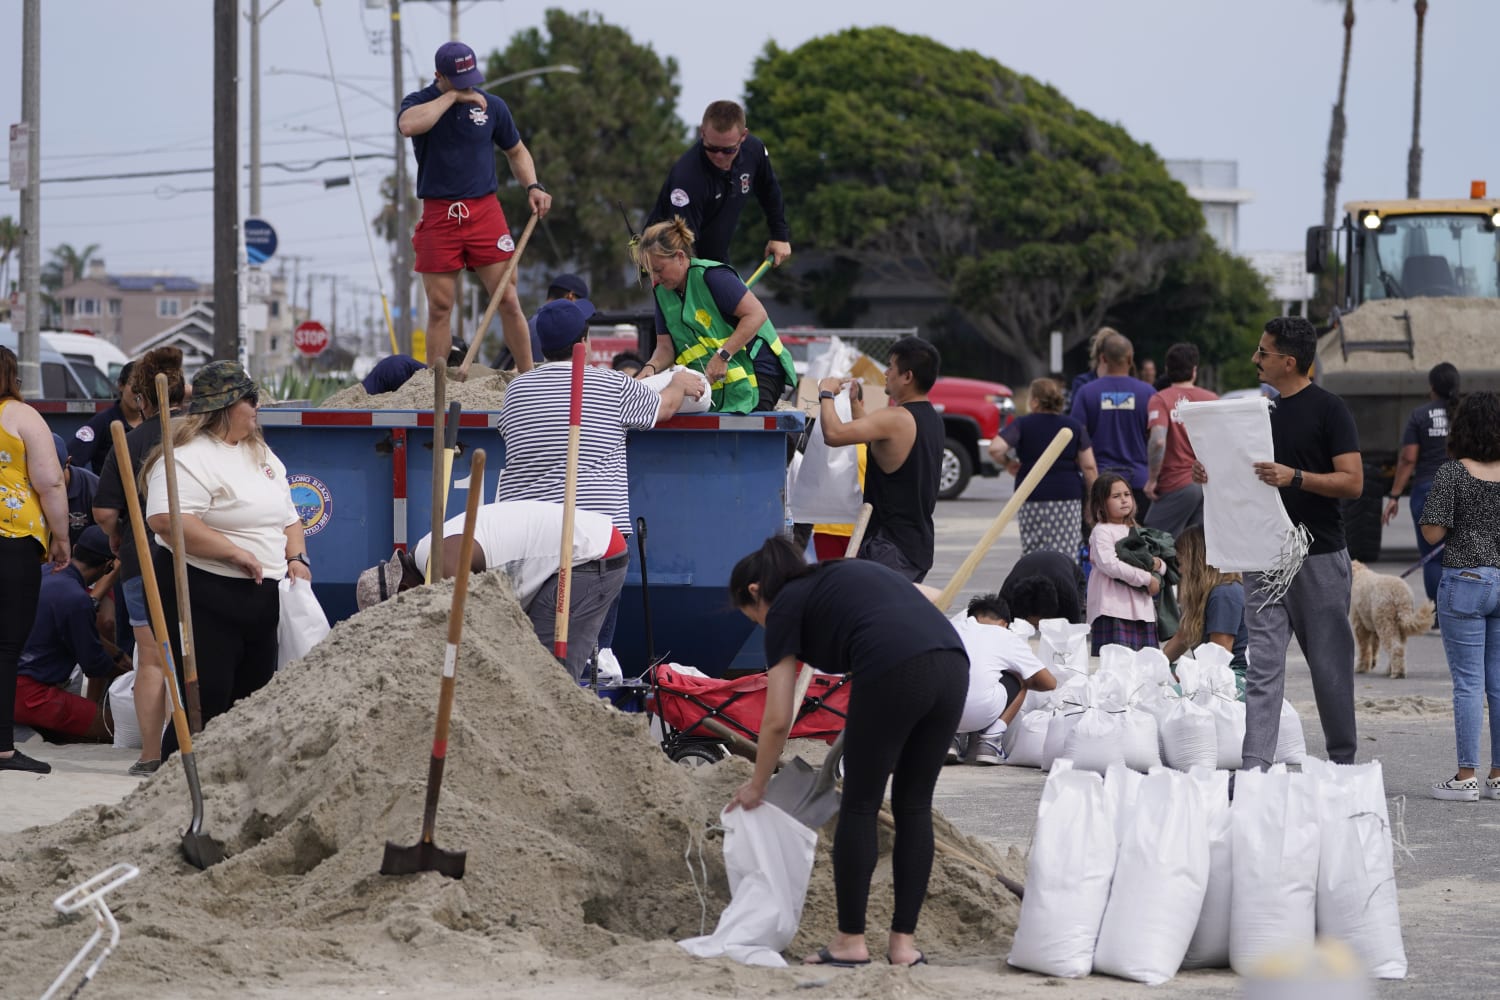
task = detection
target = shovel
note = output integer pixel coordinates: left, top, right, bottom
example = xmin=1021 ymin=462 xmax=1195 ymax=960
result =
xmin=551 ymin=342 xmax=586 ymax=664
xmin=154 ymin=373 xmax=203 ymax=733
xmin=109 ymin=421 xmax=225 ymax=870
xmin=381 ymin=448 xmax=487 ymax=880
xmin=425 ymin=372 xmax=462 ymax=583
xmin=457 ymin=213 xmax=538 ymax=379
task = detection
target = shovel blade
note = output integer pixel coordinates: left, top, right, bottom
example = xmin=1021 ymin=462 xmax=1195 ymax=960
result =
xmin=381 ymin=839 xmax=467 ymax=879
xmin=763 ymin=756 xmax=842 ymax=829
xmin=180 ymin=832 xmax=226 ymax=870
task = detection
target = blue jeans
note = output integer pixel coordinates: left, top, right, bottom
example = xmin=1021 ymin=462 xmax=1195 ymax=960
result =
xmin=1410 ymin=478 xmax=1441 ymax=604
xmin=1436 ymin=565 xmax=1500 ymax=769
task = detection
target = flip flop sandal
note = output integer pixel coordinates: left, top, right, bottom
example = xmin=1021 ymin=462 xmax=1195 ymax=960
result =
xmin=806 ymin=946 xmax=870 ymax=968
xmin=888 ymin=951 xmax=927 ymax=968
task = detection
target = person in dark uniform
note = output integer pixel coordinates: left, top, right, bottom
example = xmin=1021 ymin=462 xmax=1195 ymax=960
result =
xmin=726 ymin=536 xmax=967 ymax=968
xmin=1383 ymin=361 xmax=1459 ymax=605
xmin=398 ymin=40 xmax=552 ymax=369
xmin=67 ymin=361 xmax=141 ymax=474
xmin=817 ymin=337 xmax=945 ymax=582
xmin=646 ymin=100 xmax=791 ymax=269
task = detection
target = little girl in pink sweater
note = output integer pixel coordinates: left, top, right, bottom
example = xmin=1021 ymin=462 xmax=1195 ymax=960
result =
xmin=1085 ymin=473 xmax=1164 ymax=654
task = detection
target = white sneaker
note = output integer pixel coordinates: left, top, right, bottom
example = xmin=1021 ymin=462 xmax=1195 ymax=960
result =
xmin=969 ymin=738 xmax=1006 ymax=766
xmin=1484 ymin=776 xmax=1500 ymax=801
xmin=946 ymin=734 xmax=967 ymax=765
xmin=1431 ymin=774 xmax=1480 ymax=802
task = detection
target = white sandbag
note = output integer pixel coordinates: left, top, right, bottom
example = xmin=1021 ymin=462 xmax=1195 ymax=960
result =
xmin=1302 ymin=758 xmax=1407 ymax=979
xmin=1041 ymin=710 xmax=1080 ymax=771
xmin=1230 ymin=766 xmax=1320 ymax=975
xmin=1094 ymin=769 xmax=1210 ymax=984
xmin=1096 ymin=644 xmax=1136 ymax=676
xmin=1200 ymin=697 xmax=1246 ymax=770
xmin=1133 ymin=645 xmax=1173 ymax=686
xmin=1103 ymin=763 xmax=1143 ymax=846
xmin=1275 ymin=699 xmax=1308 ymax=764
xmin=1004 ymin=710 xmax=1050 ymax=769
xmin=1183 ymin=768 xmax=1234 ymax=969
xmin=1160 ymin=696 xmax=1217 ymax=772
xmin=1008 ymin=762 xmax=1118 ymax=978
xmin=1062 ymin=708 xmax=1125 ymax=775
xmin=108 ymin=669 xmax=142 ymax=750
xmin=678 ymin=802 xmax=817 ymax=967
xmin=277 ymin=577 xmax=332 ymax=670
xmin=641 ymin=365 xmax=712 ymax=414
xmin=1038 ymin=619 xmax=1090 ymax=675
xmin=1121 ymin=706 xmax=1162 ymax=772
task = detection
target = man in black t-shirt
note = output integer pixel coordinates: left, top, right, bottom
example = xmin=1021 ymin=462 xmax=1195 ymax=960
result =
xmin=1193 ymin=317 xmax=1363 ymax=768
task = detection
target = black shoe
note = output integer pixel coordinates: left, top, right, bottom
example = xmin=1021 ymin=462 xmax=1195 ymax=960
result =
xmin=0 ymin=750 xmax=52 ymax=774
xmin=128 ymin=759 xmax=161 ymax=777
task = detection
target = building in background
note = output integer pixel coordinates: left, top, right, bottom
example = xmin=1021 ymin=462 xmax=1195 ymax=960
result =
xmin=1165 ymin=159 xmax=1254 ymax=252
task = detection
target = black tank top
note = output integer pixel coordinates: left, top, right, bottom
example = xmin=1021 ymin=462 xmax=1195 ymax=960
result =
xmin=863 ymin=400 xmax=944 ymax=574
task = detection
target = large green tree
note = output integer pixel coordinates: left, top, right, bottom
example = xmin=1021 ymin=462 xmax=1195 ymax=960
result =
xmin=482 ymin=9 xmax=686 ymax=307
xmin=744 ymin=28 xmax=1267 ymax=377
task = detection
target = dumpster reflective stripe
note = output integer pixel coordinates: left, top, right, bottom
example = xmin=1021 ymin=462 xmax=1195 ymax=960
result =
xmin=254 ymin=410 xmax=799 ymax=431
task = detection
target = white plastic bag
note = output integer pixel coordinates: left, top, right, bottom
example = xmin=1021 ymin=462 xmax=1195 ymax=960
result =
xmin=786 ymin=391 xmax=862 ymax=524
xmin=1160 ymin=696 xmax=1217 ymax=772
xmin=1275 ymin=699 xmax=1308 ymax=764
xmin=1094 ymin=769 xmax=1210 ymax=984
xmin=1003 ymin=711 xmax=1050 ymax=769
xmin=1062 ymin=708 xmax=1126 ymax=775
xmin=640 ymin=365 xmax=712 ymax=414
xmin=1121 ymin=707 xmax=1162 ymax=772
xmin=1303 ymin=758 xmax=1407 ymax=979
xmin=278 ymin=577 xmax=331 ymax=670
xmin=1229 ymin=766 xmax=1320 ymax=975
xmin=1008 ymin=762 xmax=1118 ymax=978
xmin=1183 ymin=768 xmax=1233 ymax=969
xmin=1038 ymin=619 xmax=1090 ymax=675
xmin=678 ymin=802 xmax=816 ymax=967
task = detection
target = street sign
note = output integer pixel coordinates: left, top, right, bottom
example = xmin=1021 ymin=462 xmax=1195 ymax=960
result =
xmin=9 ymin=123 xmax=28 ymax=192
xmin=244 ymin=268 xmax=271 ymax=298
xmin=294 ymin=320 xmax=329 ymax=357
xmin=244 ymin=218 xmax=278 ymax=264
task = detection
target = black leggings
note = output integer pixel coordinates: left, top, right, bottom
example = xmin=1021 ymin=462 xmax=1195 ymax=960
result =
xmin=156 ymin=548 xmax=281 ymax=758
xmin=0 ymin=537 xmax=43 ymax=752
xmin=835 ymin=649 xmax=967 ymax=936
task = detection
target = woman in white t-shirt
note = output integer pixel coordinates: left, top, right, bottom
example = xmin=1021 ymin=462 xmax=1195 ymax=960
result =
xmin=143 ymin=362 xmax=308 ymax=754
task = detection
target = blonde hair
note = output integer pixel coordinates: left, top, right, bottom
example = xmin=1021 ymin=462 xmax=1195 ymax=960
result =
xmin=138 ymin=402 xmax=268 ymax=497
xmin=633 ymin=218 xmax=695 ymax=272
xmin=1028 ymin=377 xmax=1065 ymax=414
xmin=1175 ymin=525 xmax=1241 ymax=648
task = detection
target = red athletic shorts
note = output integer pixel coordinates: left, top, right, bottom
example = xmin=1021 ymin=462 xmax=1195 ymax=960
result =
xmin=14 ymin=674 xmax=98 ymax=738
xmin=413 ymin=196 xmax=515 ymax=273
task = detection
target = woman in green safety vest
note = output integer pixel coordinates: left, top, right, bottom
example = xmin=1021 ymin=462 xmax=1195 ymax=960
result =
xmin=633 ymin=218 xmax=796 ymax=414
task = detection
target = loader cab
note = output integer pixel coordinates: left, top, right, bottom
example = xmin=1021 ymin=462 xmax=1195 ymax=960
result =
xmin=1307 ymin=197 xmax=1500 ymax=311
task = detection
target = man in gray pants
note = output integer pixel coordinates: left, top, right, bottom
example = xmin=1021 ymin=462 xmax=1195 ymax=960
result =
xmin=1194 ymin=317 xmax=1363 ymax=767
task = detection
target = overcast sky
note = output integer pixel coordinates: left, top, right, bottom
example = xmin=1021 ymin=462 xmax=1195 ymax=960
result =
xmin=3 ymin=0 xmax=1497 ymax=331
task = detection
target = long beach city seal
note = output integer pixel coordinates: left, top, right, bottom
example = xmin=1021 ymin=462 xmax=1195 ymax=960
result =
xmin=288 ymin=473 xmax=334 ymax=536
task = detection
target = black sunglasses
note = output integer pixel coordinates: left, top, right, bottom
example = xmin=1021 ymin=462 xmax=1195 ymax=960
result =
xmin=702 ymin=141 xmax=741 ymax=155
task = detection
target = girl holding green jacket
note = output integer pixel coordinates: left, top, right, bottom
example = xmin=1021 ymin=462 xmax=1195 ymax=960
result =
xmin=633 ymin=218 xmax=796 ymax=414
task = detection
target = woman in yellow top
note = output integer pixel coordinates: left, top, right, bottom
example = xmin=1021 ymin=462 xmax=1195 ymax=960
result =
xmin=1 ymin=346 xmax=71 ymax=774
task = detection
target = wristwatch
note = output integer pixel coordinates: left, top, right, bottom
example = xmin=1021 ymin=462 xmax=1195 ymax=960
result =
xmin=715 ymin=348 xmax=733 ymax=363
xmin=288 ymin=552 xmax=312 ymax=568
xmin=1291 ymin=469 xmax=1303 ymax=489
xmin=1387 ymin=493 xmax=1400 ymax=501
xmin=526 ymin=182 xmax=547 ymax=193
xmin=818 ymin=390 xmax=836 ymax=401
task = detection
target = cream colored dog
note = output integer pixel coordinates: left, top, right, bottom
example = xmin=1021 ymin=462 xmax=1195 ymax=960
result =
xmin=1350 ymin=560 xmax=1434 ymax=679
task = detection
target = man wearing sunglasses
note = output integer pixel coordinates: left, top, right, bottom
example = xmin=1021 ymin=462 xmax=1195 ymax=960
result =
xmin=647 ymin=100 xmax=792 ymax=269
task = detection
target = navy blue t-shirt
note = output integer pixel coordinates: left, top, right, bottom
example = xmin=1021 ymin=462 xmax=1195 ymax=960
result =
xmin=763 ymin=560 xmax=965 ymax=680
xmin=362 ymin=355 xmax=427 ymax=395
xmin=1000 ymin=413 xmax=1091 ymax=501
xmin=1069 ymin=374 xmax=1155 ymax=489
xmin=1400 ymin=400 xmax=1450 ymax=484
xmin=400 ymin=84 xmax=521 ymax=200
xmin=1204 ymin=583 xmax=1249 ymax=666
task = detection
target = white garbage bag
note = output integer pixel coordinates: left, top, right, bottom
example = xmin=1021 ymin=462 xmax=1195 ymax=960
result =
xmin=1008 ymin=762 xmax=1117 ymax=978
xmin=678 ymin=802 xmax=817 ymax=967
xmin=1275 ymin=699 xmax=1308 ymax=764
xmin=1302 ymin=758 xmax=1407 ymax=979
xmin=1183 ymin=768 xmax=1234 ymax=969
xmin=1160 ymin=696 xmax=1217 ymax=772
xmin=1094 ymin=768 xmax=1210 ymax=984
xmin=278 ymin=577 xmax=331 ymax=670
xmin=1230 ymin=766 xmax=1320 ymax=975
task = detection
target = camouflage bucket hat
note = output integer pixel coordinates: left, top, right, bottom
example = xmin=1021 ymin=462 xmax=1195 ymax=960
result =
xmin=188 ymin=361 xmax=258 ymax=414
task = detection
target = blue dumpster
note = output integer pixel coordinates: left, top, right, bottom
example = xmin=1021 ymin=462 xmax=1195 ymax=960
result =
xmin=258 ymin=408 xmax=802 ymax=677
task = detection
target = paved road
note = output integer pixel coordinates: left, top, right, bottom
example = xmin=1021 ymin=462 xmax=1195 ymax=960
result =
xmin=928 ymin=476 xmax=1499 ymax=997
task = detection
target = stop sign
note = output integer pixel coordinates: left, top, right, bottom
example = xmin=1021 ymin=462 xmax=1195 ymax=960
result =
xmin=294 ymin=321 xmax=329 ymax=357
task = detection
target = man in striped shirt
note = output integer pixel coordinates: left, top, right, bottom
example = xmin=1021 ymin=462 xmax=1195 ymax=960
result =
xmin=496 ymin=299 xmax=703 ymax=659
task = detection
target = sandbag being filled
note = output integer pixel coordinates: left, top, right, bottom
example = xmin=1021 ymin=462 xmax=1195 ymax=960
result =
xmin=1229 ymin=766 xmax=1319 ymax=974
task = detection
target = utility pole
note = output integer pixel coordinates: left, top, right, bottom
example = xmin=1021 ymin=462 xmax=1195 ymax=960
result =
xmin=18 ymin=0 xmax=41 ymax=398
xmin=330 ymin=276 xmax=338 ymax=341
xmin=213 ymin=0 xmax=239 ymax=362
xmin=390 ymin=0 xmax=412 ymax=355
xmin=449 ymin=0 xmax=459 ymax=39
xmin=249 ymin=0 xmax=261 ymax=216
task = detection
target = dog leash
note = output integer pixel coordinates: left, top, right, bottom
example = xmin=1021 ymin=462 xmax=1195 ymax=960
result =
xmin=1399 ymin=543 xmax=1445 ymax=579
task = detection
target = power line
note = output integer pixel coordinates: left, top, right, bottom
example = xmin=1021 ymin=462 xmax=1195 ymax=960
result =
xmin=38 ymin=151 xmax=393 ymax=185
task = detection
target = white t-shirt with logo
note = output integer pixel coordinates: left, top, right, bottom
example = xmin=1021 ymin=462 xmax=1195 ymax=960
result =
xmin=951 ymin=613 xmax=1046 ymax=733
xmin=412 ymin=500 xmax=615 ymax=607
xmin=146 ymin=435 xmax=299 ymax=580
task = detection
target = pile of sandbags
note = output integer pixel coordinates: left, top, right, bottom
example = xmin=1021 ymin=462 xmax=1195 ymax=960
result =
xmin=1007 ymin=760 xmax=1407 ymax=984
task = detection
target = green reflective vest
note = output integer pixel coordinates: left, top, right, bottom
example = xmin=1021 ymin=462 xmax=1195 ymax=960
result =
xmin=654 ymin=259 xmax=796 ymax=414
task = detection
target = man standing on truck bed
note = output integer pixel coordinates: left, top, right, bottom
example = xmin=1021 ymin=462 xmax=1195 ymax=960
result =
xmin=399 ymin=41 xmax=551 ymax=371
xmin=1192 ymin=316 xmax=1363 ymax=769
xmin=646 ymin=101 xmax=791 ymax=269
xmin=817 ymin=337 xmax=945 ymax=582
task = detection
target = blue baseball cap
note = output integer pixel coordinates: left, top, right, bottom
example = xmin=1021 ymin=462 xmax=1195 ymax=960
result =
xmin=533 ymin=299 xmax=597 ymax=355
xmin=435 ymin=41 xmax=484 ymax=90
xmin=52 ymin=433 xmax=69 ymax=466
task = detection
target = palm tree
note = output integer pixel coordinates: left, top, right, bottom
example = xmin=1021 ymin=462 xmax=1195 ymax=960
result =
xmin=1322 ymin=0 xmax=1356 ymax=233
xmin=0 ymin=216 xmax=18 ymax=296
xmin=41 ymin=241 xmax=101 ymax=291
xmin=1407 ymin=0 xmax=1428 ymax=198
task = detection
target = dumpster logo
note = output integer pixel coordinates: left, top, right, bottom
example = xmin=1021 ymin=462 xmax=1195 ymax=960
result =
xmin=288 ymin=474 xmax=333 ymax=537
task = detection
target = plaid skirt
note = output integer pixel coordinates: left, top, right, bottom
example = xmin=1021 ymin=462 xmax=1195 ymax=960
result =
xmin=1090 ymin=615 xmax=1159 ymax=655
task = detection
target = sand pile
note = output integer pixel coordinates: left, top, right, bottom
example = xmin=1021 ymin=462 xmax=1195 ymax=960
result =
xmin=0 ymin=573 xmax=1021 ymax=998
xmin=320 ymin=365 xmax=516 ymax=411
xmin=1322 ymin=297 xmax=1500 ymax=376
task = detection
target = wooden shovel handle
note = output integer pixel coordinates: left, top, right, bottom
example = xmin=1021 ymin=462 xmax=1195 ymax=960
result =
xmin=844 ymin=503 xmax=874 ymax=558
xmin=155 ymin=374 xmax=202 ymax=733
xmin=552 ymin=342 xmax=586 ymax=660
xmin=458 ymin=213 xmax=539 ymax=377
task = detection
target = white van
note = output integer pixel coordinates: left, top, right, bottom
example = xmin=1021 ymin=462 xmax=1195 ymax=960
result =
xmin=43 ymin=331 xmax=130 ymax=391
xmin=0 ymin=325 xmax=98 ymax=399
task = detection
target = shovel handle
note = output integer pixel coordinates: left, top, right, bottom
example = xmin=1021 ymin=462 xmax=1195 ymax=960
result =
xmin=110 ymin=421 xmax=195 ymax=756
xmin=843 ymin=503 xmax=873 ymax=558
xmin=459 ymin=213 xmax=538 ymax=377
xmin=552 ymin=342 xmax=586 ymax=661
xmin=933 ymin=427 xmax=1073 ymax=612
xmin=427 ymin=367 xmax=447 ymax=584
xmin=419 ymin=448 xmax=485 ymax=844
xmin=745 ymin=256 xmax=773 ymax=289
xmin=155 ymin=375 xmax=204 ymax=734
